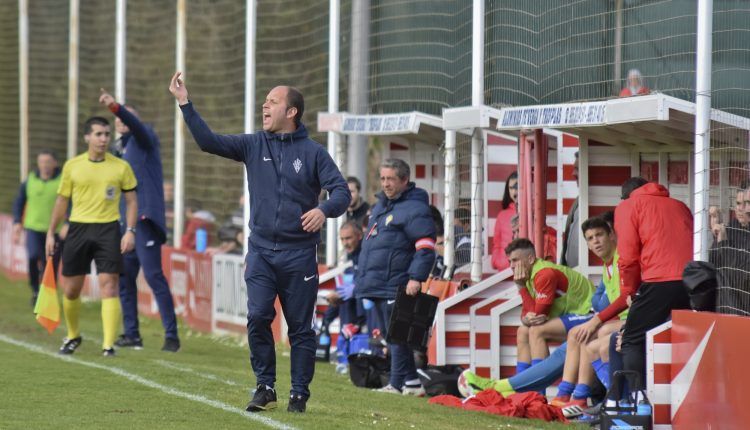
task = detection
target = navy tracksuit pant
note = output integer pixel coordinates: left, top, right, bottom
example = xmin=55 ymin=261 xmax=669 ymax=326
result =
xmin=245 ymin=242 xmax=318 ymax=398
xmin=25 ymin=229 xmax=60 ymax=294
xmin=370 ymin=298 xmax=419 ymax=390
xmin=119 ymin=219 xmax=178 ymax=340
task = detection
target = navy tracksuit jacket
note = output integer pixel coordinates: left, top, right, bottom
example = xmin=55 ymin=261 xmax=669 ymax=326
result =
xmin=355 ymin=183 xmax=436 ymax=389
xmin=113 ymin=103 xmax=178 ymax=341
xmin=180 ymin=101 xmax=350 ymax=398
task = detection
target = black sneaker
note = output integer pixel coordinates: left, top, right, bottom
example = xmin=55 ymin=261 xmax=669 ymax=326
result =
xmin=287 ymin=394 xmax=307 ymax=413
xmin=161 ymin=337 xmax=180 ymax=352
xmin=245 ymin=384 xmax=277 ymax=412
xmin=115 ymin=334 xmax=143 ymax=349
xmin=102 ymin=348 xmax=116 ymax=357
xmin=59 ymin=336 xmax=83 ymax=355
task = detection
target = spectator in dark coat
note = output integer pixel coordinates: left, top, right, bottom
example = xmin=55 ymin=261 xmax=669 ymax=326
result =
xmin=355 ymin=158 xmax=436 ymax=397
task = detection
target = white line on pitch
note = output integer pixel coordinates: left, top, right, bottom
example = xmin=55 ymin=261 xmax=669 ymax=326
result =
xmin=0 ymin=334 xmax=296 ymax=430
xmin=153 ymin=359 xmax=242 ymax=386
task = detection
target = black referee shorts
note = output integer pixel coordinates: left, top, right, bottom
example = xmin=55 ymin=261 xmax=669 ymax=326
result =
xmin=62 ymin=221 xmax=123 ymax=276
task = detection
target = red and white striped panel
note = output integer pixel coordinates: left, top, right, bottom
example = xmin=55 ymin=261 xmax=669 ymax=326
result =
xmin=485 ymin=132 xmax=580 ymax=259
xmin=436 ymin=275 xmax=516 ymax=367
xmin=386 ymin=140 xmax=447 ymax=209
xmin=647 ymin=320 xmax=673 ymax=430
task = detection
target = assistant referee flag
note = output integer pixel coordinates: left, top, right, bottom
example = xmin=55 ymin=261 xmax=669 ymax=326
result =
xmin=33 ymin=257 xmax=60 ymax=334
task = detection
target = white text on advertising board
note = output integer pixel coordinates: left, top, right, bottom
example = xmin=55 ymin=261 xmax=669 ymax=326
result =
xmin=341 ymin=114 xmax=413 ymax=134
xmin=499 ymin=103 xmax=607 ymax=128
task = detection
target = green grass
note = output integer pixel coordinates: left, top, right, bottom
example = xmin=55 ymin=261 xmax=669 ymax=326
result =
xmin=0 ymin=275 xmax=580 ymax=430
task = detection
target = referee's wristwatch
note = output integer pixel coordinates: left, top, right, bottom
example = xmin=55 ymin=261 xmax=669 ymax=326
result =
xmin=126 ymin=227 xmax=136 ymax=235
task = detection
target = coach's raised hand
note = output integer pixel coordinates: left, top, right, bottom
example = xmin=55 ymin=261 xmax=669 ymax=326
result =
xmin=99 ymin=88 xmax=116 ymax=108
xmin=169 ymin=71 xmax=189 ymax=105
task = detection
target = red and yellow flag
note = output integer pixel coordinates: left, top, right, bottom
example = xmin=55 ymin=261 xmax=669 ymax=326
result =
xmin=33 ymin=257 xmax=60 ymax=334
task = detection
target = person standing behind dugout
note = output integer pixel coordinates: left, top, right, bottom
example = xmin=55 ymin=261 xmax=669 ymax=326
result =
xmin=169 ymin=72 xmax=350 ymax=414
xmin=355 ymin=158 xmax=437 ymax=397
xmin=12 ymin=150 xmax=66 ymax=306
xmin=46 ymin=116 xmax=138 ymax=357
xmin=98 ymin=88 xmax=180 ymax=353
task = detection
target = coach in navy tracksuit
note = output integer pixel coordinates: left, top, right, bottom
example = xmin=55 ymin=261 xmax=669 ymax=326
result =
xmin=99 ymin=90 xmax=180 ymax=352
xmin=355 ymin=159 xmax=436 ymax=396
xmin=170 ymin=74 xmax=350 ymax=413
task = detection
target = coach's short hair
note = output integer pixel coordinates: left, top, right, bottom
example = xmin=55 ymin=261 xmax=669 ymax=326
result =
xmin=505 ymin=238 xmax=536 ymax=257
xmin=285 ymin=86 xmax=304 ymax=127
xmin=582 ymin=216 xmax=612 ymax=235
xmin=346 ymin=176 xmax=362 ymax=192
xmin=380 ymin=158 xmax=410 ymax=181
xmin=621 ymin=177 xmax=648 ymax=200
xmin=37 ymin=149 xmax=58 ymax=161
xmin=340 ymin=220 xmax=363 ymax=236
xmin=83 ymin=116 xmax=110 ymax=135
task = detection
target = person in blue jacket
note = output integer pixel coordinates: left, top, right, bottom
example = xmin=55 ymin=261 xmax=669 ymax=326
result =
xmin=356 ymin=158 xmax=436 ymax=397
xmin=169 ymin=73 xmax=350 ymax=413
xmin=99 ymin=89 xmax=180 ymax=353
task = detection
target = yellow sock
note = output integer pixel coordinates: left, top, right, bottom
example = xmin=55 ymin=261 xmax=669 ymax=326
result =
xmin=101 ymin=297 xmax=122 ymax=350
xmin=63 ymin=297 xmax=81 ymax=339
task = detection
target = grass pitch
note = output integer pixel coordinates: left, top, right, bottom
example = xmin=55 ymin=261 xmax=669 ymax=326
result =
xmin=0 ymin=275 xmax=578 ymax=429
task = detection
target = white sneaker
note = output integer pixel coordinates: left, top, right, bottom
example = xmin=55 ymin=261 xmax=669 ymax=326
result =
xmin=335 ymin=363 xmax=348 ymax=375
xmin=401 ymin=384 xmax=426 ymax=397
xmin=375 ymin=384 xmax=401 ymax=394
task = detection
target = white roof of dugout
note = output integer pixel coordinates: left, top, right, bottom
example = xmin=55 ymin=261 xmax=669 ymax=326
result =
xmin=317 ymin=111 xmax=452 ymax=141
xmin=443 ymin=93 xmax=750 ymax=150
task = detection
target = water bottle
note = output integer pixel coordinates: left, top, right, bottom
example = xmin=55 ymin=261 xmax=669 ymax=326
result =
xmin=319 ymin=333 xmax=330 ymax=346
xmin=636 ymin=399 xmax=652 ymax=416
xmin=195 ymin=227 xmax=208 ymax=252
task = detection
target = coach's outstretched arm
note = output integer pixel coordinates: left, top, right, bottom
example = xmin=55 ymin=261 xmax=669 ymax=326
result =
xmin=169 ymin=72 xmax=252 ymax=162
xmin=99 ymin=88 xmax=153 ymax=149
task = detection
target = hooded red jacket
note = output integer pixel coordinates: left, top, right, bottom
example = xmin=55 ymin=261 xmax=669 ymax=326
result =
xmin=598 ymin=183 xmax=693 ymax=322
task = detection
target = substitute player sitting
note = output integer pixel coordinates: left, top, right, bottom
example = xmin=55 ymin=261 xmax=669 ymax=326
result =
xmin=46 ymin=116 xmax=137 ymax=357
xmin=553 ymin=214 xmax=628 ymax=416
xmin=506 ymin=239 xmax=594 ymax=373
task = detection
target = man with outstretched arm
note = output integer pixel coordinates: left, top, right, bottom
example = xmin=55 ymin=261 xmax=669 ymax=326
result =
xmin=169 ymin=72 xmax=350 ymax=413
xmin=99 ymin=89 xmax=180 ymax=353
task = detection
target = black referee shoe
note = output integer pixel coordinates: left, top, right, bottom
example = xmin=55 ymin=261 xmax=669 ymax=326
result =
xmin=59 ymin=336 xmax=83 ymax=355
xmin=245 ymin=384 xmax=277 ymax=412
xmin=287 ymin=394 xmax=307 ymax=413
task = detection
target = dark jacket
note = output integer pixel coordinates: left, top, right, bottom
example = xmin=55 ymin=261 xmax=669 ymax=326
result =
xmin=346 ymin=200 xmax=370 ymax=229
xmin=112 ymin=104 xmax=167 ymax=242
xmin=709 ymin=218 xmax=750 ymax=305
xmin=355 ymin=183 xmax=436 ymax=300
xmin=180 ymin=102 xmax=350 ymax=250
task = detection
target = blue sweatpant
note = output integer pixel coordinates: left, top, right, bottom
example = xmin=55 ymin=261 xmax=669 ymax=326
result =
xmin=370 ymin=298 xmax=419 ymax=389
xmin=25 ymin=229 xmax=60 ymax=294
xmin=245 ymin=243 xmax=318 ymax=398
xmin=119 ymin=219 xmax=178 ymax=339
xmin=507 ymin=342 xmax=568 ymax=392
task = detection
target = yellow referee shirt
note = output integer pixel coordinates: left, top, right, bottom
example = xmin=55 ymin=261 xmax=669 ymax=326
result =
xmin=58 ymin=153 xmax=137 ymax=223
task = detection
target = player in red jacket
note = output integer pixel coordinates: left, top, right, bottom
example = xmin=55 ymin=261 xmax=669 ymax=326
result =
xmin=572 ymin=178 xmax=692 ymax=389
